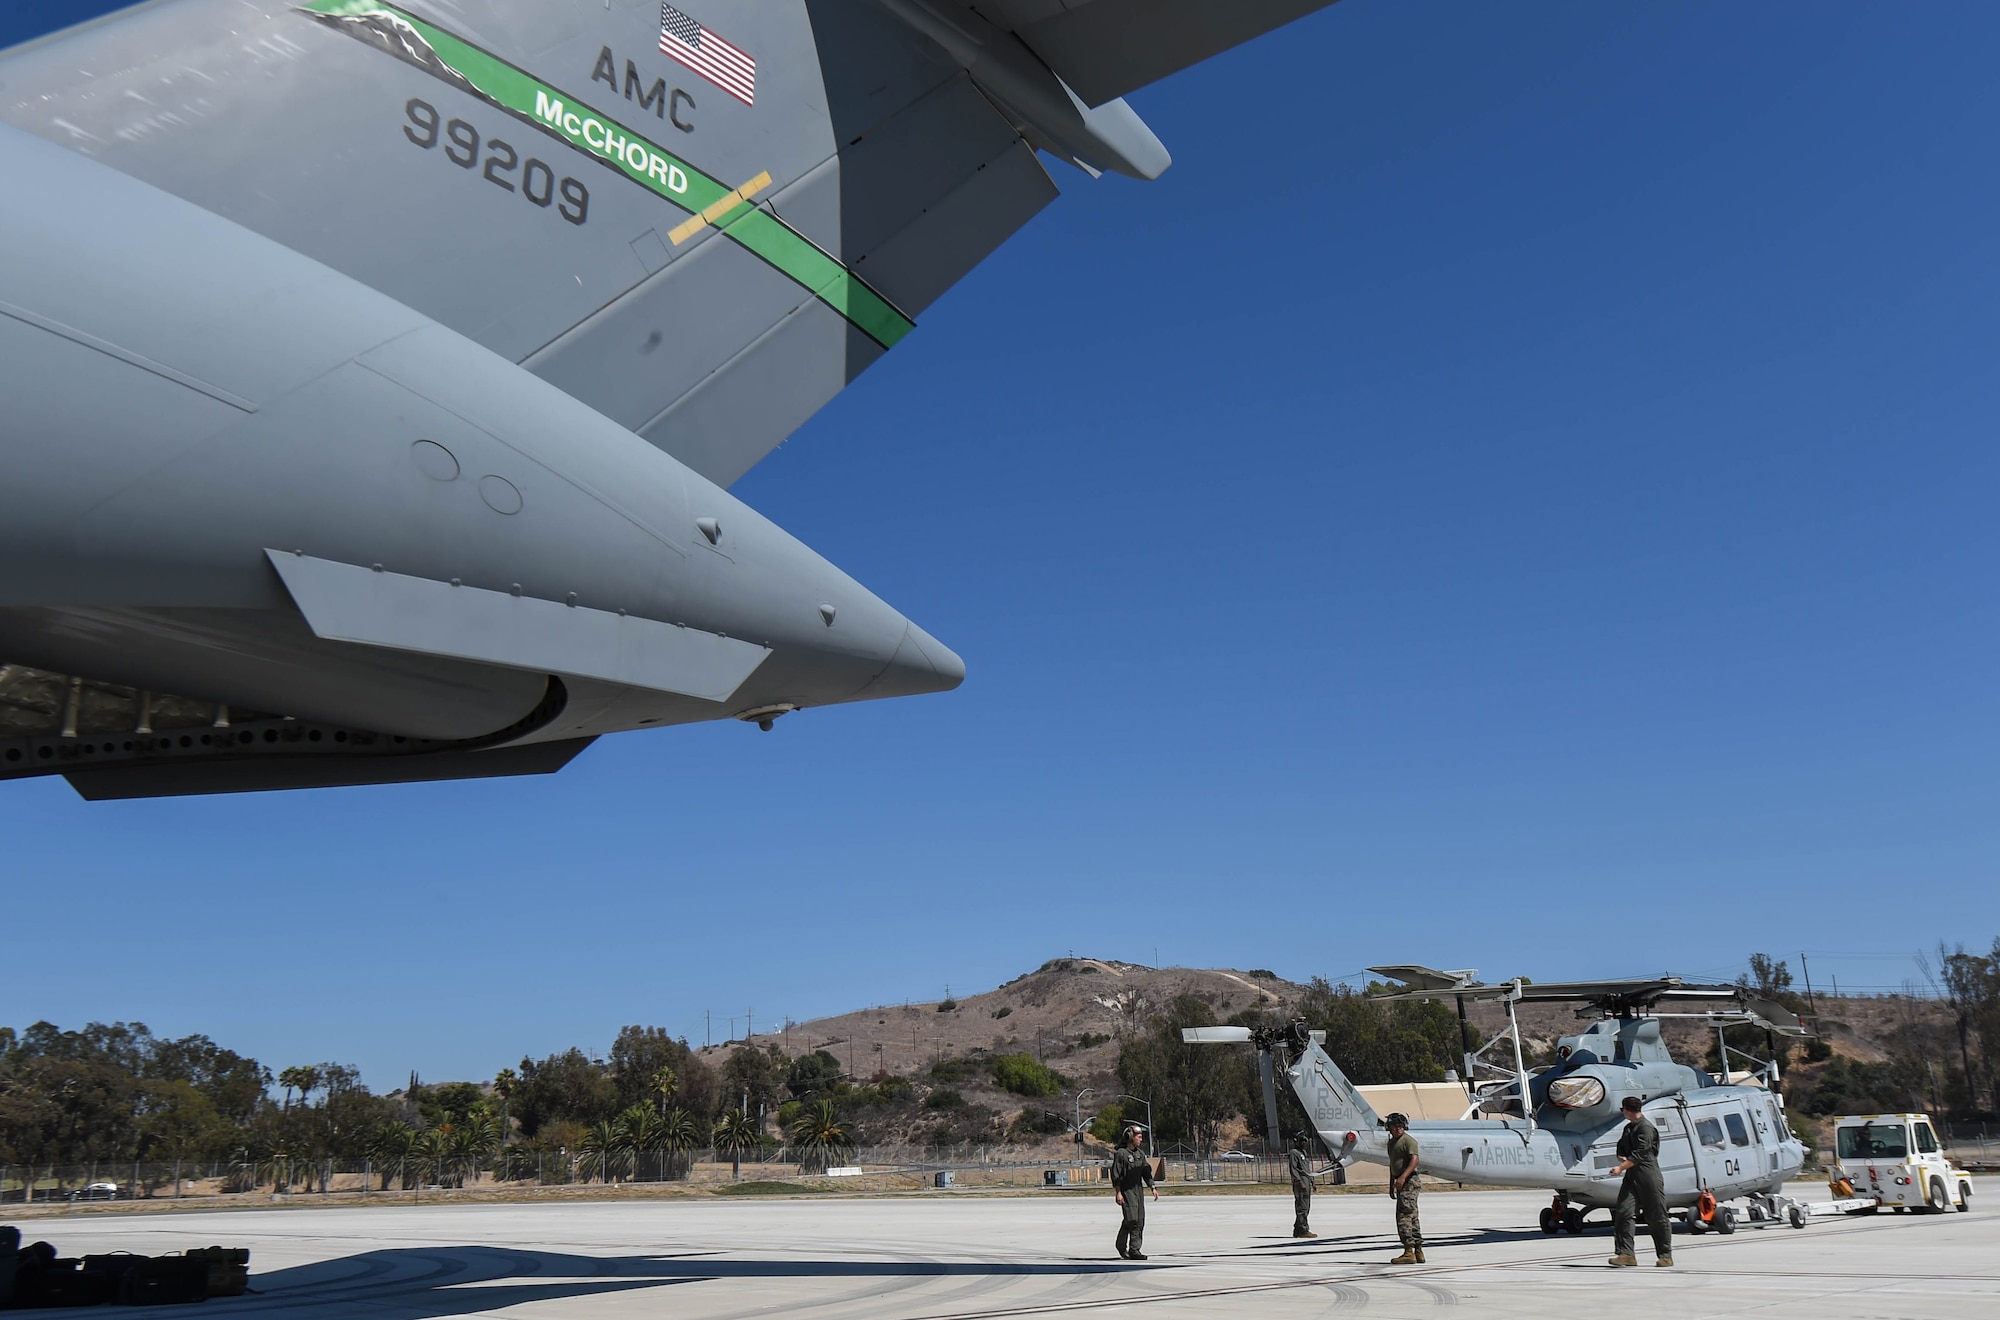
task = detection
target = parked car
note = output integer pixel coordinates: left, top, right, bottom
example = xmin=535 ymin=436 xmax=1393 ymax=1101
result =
xmin=79 ymin=1182 xmax=121 ymax=1201
xmin=1218 ymin=1151 xmax=1256 ymax=1162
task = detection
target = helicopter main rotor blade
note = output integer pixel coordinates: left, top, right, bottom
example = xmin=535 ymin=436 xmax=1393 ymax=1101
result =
xmin=1742 ymin=996 xmax=1816 ymax=1037
xmin=1181 ymin=1026 xmax=1255 ymax=1044
xmin=1258 ymin=1048 xmax=1282 ymax=1153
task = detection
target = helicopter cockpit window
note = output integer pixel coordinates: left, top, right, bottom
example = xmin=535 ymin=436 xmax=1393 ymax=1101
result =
xmin=1836 ymin=1124 xmax=1908 ymax=1160
xmin=1695 ymin=1117 xmax=1726 ymax=1149
xmin=1724 ymin=1113 xmax=1751 ymax=1147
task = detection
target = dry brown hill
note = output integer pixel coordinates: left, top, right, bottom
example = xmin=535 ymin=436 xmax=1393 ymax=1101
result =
xmin=701 ymin=957 xmax=1305 ymax=1082
xmin=697 ymin=958 xmax=1306 ymax=1144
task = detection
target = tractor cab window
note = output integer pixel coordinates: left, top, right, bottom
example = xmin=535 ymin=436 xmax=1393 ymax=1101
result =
xmin=1695 ymin=1117 xmax=1726 ymax=1149
xmin=1724 ymin=1113 xmax=1751 ymax=1147
xmin=1915 ymin=1123 xmax=1939 ymax=1154
xmin=1836 ymin=1124 xmax=1908 ymax=1160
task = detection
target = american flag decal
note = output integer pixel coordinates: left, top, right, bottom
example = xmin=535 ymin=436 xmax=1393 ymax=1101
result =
xmin=658 ymin=4 xmax=755 ymax=107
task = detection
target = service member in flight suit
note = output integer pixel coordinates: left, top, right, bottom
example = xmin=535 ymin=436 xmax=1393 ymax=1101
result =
xmin=1607 ymin=1095 xmax=1673 ymax=1267
xmin=1288 ymin=1131 xmax=1337 ymax=1237
xmin=1385 ymin=1113 xmax=1424 ymax=1264
xmin=1111 ymin=1124 xmax=1158 ymax=1260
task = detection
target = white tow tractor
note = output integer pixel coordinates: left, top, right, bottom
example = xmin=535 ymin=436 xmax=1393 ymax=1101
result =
xmin=1828 ymin=1113 xmax=1973 ymax=1214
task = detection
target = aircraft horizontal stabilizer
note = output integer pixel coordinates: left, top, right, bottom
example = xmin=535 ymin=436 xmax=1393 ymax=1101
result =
xmin=1180 ymin=1026 xmax=1255 ymax=1044
xmin=268 ymin=551 xmax=770 ymax=702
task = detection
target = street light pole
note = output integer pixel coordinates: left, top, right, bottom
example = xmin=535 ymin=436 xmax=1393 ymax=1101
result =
xmin=1071 ymin=1088 xmax=1096 ymax=1161
xmin=1114 ymin=1094 xmax=1155 ymax=1158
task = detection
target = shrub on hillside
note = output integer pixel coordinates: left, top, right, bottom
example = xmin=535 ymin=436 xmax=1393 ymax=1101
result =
xmin=992 ymin=1053 xmax=1065 ymax=1098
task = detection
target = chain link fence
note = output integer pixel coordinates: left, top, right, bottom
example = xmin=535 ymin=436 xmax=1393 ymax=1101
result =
xmin=1 ymin=1144 xmax=1310 ymax=1204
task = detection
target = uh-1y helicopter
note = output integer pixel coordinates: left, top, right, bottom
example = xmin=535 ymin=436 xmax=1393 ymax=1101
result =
xmin=1185 ymin=968 xmax=1819 ymax=1235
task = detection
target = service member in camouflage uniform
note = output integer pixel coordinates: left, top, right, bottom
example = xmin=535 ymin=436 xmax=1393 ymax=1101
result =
xmin=1288 ymin=1132 xmax=1335 ymax=1237
xmin=1111 ymin=1124 xmax=1158 ymax=1260
xmin=1385 ymin=1113 xmax=1424 ymax=1264
xmin=1607 ymin=1096 xmax=1673 ymax=1267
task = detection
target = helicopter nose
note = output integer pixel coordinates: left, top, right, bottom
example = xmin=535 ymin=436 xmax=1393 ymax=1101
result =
xmin=861 ymin=620 xmax=965 ymax=699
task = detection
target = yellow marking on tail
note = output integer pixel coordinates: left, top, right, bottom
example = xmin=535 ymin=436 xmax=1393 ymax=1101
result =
xmin=668 ymin=170 xmax=774 ymax=246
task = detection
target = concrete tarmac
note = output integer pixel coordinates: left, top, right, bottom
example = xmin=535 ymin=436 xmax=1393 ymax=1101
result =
xmin=11 ymin=1182 xmax=1996 ymax=1318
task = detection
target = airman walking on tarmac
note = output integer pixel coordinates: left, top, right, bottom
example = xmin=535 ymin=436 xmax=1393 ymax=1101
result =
xmin=1608 ymin=1096 xmax=1673 ymax=1267
xmin=1111 ymin=1124 xmax=1158 ymax=1260
xmin=1385 ymin=1113 xmax=1425 ymax=1264
xmin=1289 ymin=1131 xmax=1338 ymax=1237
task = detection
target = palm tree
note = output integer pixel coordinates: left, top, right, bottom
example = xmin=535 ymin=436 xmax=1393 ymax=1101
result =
xmin=651 ymin=1065 xmax=677 ymax=1116
xmin=410 ymin=1128 xmax=451 ymax=1188
xmin=618 ymin=1106 xmax=667 ymax=1181
xmin=498 ymin=1139 xmax=544 ymax=1184
xmin=578 ymin=1119 xmax=629 ymax=1184
xmin=492 ymin=1068 xmax=517 ymax=1146
xmin=660 ymin=1105 xmax=706 ymax=1182
xmin=712 ymin=1109 xmax=764 ymax=1181
xmin=366 ymin=1122 xmax=414 ymax=1191
xmin=445 ymin=1121 xmax=496 ymax=1188
xmin=277 ymin=1066 xmax=314 ymax=1111
xmin=789 ymin=1099 xmax=850 ymax=1175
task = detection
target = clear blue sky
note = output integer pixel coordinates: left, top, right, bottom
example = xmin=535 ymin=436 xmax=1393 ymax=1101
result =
xmin=5 ymin=2 xmax=1996 ymax=1087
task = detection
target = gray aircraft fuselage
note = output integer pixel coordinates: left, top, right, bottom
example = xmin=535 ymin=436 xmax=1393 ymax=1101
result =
xmin=0 ymin=123 xmax=959 ymax=791
xmin=0 ymin=0 xmax=1345 ymax=794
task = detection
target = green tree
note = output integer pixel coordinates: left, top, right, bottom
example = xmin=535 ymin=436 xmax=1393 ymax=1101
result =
xmin=513 ymin=1048 xmax=619 ymax=1136
xmin=610 ymin=1027 xmax=716 ymax=1118
xmin=578 ymin=1118 xmax=629 ymax=1183
xmin=991 ymin=1054 xmax=1065 ymax=1098
xmin=1116 ymin=996 xmax=1241 ymax=1152
xmin=722 ymin=1043 xmax=789 ymax=1116
xmin=617 ymin=1105 xmax=667 ymax=1180
xmin=786 ymin=1050 xmax=845 ymax=1101
xmin=789 ymin=1099 xmax=850 ymax=1174
xmin=492 ymin=1068 xmax=518 ymax=1146
xmin=366 ymin=1121 xmax=414 ymax=1190
xmin=712 ymin=1108 xmax=765 ymax=1181
xmin=410 ymin=1127 xmax=451 ymax=1187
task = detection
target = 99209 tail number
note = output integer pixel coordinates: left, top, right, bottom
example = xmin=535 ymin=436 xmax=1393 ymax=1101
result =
xmin=403 ymin=99 xmax=588 ymax=226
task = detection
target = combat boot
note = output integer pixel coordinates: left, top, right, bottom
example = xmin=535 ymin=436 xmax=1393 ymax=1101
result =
xmin=1607 ymin=1254 xmax=1638 ymax=1267
xmin=1413 ymin=1248 xmax=1426 ymax=1263
xmin=1293 ymin=1231 xmax=1317 ymax=1239
xmin=1388 ymin=1250 xmax=1418 ymax=1265
xmin=1655 ymin=1256 xmax=1674 ymax=1267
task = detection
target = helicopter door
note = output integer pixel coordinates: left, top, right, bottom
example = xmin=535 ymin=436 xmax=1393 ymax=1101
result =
xmin=1689 ymin=1107 xmax=1734 ymax=1191
xmin=1707 ymin=1108 xmax=1756 ymax=1191
xmin=1651 ymin=1108 xmax=1696 ymax=1190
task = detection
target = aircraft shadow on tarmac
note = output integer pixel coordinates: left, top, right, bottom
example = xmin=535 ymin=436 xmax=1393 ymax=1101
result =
xmin=236 ymin=1246 xmax=1134 ymax=1318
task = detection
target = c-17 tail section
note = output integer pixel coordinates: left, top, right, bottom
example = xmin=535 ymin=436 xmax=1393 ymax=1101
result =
xmin=0 ymin=0 xmax=1337 ymax=488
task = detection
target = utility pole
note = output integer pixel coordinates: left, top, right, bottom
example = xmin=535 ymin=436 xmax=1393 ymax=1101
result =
xmin=705 ymin=1011 xmax=711 ymax=1049
xmin=747 ymin=1008 xmax=753 ymax=1041
xmin=1800 ymin=953 xmax=1817 ymax=1013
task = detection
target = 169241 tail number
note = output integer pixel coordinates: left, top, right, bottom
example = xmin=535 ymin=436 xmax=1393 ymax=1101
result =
xmin=403 ymin=99 xmax=588 ymax=225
